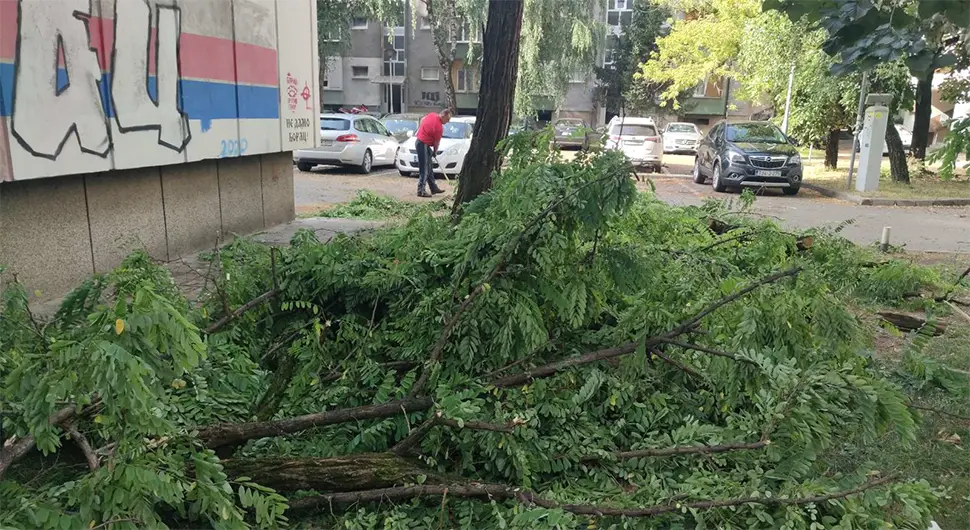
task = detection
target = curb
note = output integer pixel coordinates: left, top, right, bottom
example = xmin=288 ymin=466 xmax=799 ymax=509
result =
xmin=801 ymin=182 xmax=970 ymax=207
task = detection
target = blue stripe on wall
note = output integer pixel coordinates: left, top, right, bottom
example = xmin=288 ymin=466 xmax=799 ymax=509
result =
xmin=0 ymin=64 xmax=279 ymax=120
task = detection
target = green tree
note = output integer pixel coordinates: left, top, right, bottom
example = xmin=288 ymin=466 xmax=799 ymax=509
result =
xmin=765 ymin=0 xmax=970 ymax=160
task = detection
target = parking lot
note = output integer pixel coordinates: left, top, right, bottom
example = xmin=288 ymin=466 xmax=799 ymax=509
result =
xmin=294 ymin=153 xmax=970 ymax=254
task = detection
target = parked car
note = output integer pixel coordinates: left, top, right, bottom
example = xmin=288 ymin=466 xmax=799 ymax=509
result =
xmin=692 ymin=121 xmax=802 ymax=195
xmin=396 ymin=116 xmax=476 ymax=177
xmin=293 ymin=114 xmax=399 ymax=174
xmin=552 ymin=118 xmax=590 ymax=149
xmin=382 ymin=114 xmax=425 ymax=143
xmin=604 ymin=117 xmax=664 ymax=172
xmin=662 ymin=122 xmax=701 ymax=154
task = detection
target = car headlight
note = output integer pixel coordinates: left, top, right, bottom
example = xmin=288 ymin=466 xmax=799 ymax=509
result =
xmin=788 ymin=154 xmax=801 ymax=165
xmin=727 ymin=150 xmax=746 ymax=163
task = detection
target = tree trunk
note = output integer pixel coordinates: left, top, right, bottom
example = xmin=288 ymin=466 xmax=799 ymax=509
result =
xmin=253 ymin=351 xmax=298 ymax=421
xmin=885 ymin=121 xmax=910 ymax=184
xmin=911 ymin=69 xmax=933 ymax=160
xmin=451 ymin=0 xmax=525 ymax=216
xmin=824 ymin=130 xmax=839 ymax=169
xmin=221 ymin=453 xmax=442 ymax=493
xmin=424 ymin=0 xmax=458 ymax=113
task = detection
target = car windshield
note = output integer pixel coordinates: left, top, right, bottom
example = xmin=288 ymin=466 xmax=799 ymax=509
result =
xmin=321 ymin=118 xmax=350 ymax=131
xmin=383 ymin=119 xmax=418 ymax=135
xmin=666 ymin=124 xmax=697 ymax=133
xmin=726 ymin=123 xmax=787 ymax=144
xmin=610 ymin=123 xmax=657 ymax=137
xmin=443 ymin=122 xmax=473 ymax=139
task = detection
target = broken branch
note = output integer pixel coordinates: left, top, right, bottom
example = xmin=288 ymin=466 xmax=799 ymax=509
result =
xmin=0 ymin=404 xmax=79 ymax=480
xmin=289 ymin=473 xmax=898 ymax=517
xmin=576 ymin=440 xmax=768 ymax=462
xmin=660 ymin=340 xmax=758 ymax=365
xmin=64 ymin=422 xmax=99 ymax=471
xmin=206 ymin=288 xmax=281 ymax=334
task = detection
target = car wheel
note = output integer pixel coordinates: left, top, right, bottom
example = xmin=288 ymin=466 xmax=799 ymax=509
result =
xmin=297 ymin=162 xmax=313 ymax=172
xmin=711 ymin=163 xmax=727 ymax=192
xmin=358 ymin=150 xmax=373 ymax=174
xmin=692 ymin=158 xmax=705 ymax=184
xmin=783 ymin=186 xmax=800 ymax=196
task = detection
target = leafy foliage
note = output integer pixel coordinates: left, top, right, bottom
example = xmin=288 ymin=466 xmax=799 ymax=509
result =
xmin=928 ymin=116 xmax=970 ymax=180
xmin=2 ymin=136 xmax=963 ymax=528
xmin=316 ymin=189 xmax=449 ymax=220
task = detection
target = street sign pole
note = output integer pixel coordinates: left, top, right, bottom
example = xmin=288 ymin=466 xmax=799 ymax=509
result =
xmin=847 ymin=71 xmax=869 ymax=188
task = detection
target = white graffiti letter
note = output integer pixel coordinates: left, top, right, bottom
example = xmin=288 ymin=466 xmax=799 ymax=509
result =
xmin=111 ymin=0 xmax=190 ymax=151
xmin=11 ymin=0 xmax=110 ymax=159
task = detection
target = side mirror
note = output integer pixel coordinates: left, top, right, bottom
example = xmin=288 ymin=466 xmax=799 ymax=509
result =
xmin=406 ymin=130 xmax=414 ymax=138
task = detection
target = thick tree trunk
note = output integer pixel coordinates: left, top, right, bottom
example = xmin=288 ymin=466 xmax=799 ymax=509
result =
xmin=824 ymin=130 xmax=839 ymax=169
xmin=425 ymin=0 xmax=458 ymax=113
xmin=885 ymin=121 xmax=910 ymax=184
xmin=221 ymin=453 xmax=442 ymax=492
xmin=451 ymin=0 xmax=525 ymax=215
xmin=911 ymin=69 xmax=933 ymax=160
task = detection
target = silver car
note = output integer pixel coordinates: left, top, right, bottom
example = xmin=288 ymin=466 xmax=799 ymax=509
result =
xmin=293 ymin=114 xmax=400 ymax=174
xmin=662 ymin=122 xmax=701 ymax=154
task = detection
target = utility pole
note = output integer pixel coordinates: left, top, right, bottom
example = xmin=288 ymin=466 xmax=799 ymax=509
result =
xmin=781 ymin=62 xmax=795 ymax=134
xmin=846 ymin=70 xmax=869 ymax=188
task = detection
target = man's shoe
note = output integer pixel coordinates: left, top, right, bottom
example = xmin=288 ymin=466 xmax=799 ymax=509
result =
xmin=417 ymin=190 xmax=432 ymax=198
xmin=430 ymin=186 xmax=445 ymax=195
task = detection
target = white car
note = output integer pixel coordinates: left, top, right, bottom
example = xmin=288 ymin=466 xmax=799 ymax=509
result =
xmin=662 ymin=122 xmax=701 ymax=154
xmin=293 ymin=114 xmax=399 ymax=174
xmin=396 ymin=116 xmax=475 ymax=177
xmin=605 ymin=117 xmax=664 ymax=172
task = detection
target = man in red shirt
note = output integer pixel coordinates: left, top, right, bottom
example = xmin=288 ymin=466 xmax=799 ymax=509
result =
xmin=415 ymin=109 xmax=452 ymax=197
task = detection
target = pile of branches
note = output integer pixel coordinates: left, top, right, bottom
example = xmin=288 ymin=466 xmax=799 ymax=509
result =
xmin=1 ymin=142 xmax=961 ymax=529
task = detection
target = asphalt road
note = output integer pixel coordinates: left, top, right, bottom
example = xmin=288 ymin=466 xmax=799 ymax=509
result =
xmin=294 ymin=154 xmax=970 ymax=254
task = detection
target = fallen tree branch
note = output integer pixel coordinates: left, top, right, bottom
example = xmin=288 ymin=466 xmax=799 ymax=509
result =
xmin=391 ymin=414 xmax=440 ymax=456
xmin=492 ymin=268 xmax=796 ymax=387
xmin=907 ymin=403 xmax=970 ymax=425
xmin=199 ymin=397 xmax=434 ymax=449
xmin=436 ymin=417 xmax=519 ymax=433
xmin=0 ymin=404 xmax=81 ymax=480
xmin=205 ymin=288 xmax=280 ymax=334
xmin=289 ymin=473 xmax=898 ymax=516
xmin=649 ymin=348 xmax=708 ymax=383
xmin=64 ymin=422 xmax=99 ymax=471
xmin=575 ymin=440 xmax=769 ymax=463
xmin=877 ymin=312 xmax=946 ymax=335
xmin=659 ymin=340 xmax=758 ymax=365
xmin=945 ymin=301 xmax=970 ymax=325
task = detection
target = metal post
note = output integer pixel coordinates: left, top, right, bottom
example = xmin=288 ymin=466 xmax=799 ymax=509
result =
xmin=781 ymin=62 xmax=795 ymax=134
xmin=847 ymin=71 xmax=869 ymax=188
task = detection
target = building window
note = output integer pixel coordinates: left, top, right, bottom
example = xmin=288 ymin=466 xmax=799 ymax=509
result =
xmin=604 ymin=35 xmax=620 ymax=66
xmin=383 ymin=27 xmax=406 ymax=77
xmin=453 ymin=20 xmax=480 ymax=43
xmin=421 ymin=67 xmax=440 ymax=81
xmin=420 ymin=16 xmax=431 ymax=29
xmin=323 ymin=31 xmax=340 ymax=42
xmin=607 ymin=0 xmax=633 ymax=28
xmin=351 ymin=17 xmax=368 ymax=29
xmin=456 ymin=67 xmax=479 ymax=92
xmin=693 ymin=74 xmax=710 ymax=97
xmin=352 ymin=65 xmax=369 ymax=78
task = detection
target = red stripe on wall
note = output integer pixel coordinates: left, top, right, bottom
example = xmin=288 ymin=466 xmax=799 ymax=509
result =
xmin=0 ymin=0 xmax=16 ymax=61
xmin=0 ymin=9 xmax=277 ymax=86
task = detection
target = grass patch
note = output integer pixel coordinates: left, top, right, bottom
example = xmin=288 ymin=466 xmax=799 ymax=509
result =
xmin=803 ymin=162 xmax=970 ymax=200
xmin=310 ymin=189 xmax=449 ymax=220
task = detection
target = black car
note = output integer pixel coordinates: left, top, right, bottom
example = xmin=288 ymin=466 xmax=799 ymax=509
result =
xmin=692 ymin=121 xmax=803 ymax=196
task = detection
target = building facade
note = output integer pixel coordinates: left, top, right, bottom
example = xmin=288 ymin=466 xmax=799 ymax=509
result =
xmin=1 ymin=0 xmax=320 ymax=300
xmin=321 ymin=0 xmax=763 ymax=129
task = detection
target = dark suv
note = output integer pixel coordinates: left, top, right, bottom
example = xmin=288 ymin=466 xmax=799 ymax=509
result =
xmin=692 ymin=121 xmax=802 ymax=196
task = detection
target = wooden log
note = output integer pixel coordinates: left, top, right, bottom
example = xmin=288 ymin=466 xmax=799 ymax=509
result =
xmin=876 ymin=311 xmax=946 ymax=335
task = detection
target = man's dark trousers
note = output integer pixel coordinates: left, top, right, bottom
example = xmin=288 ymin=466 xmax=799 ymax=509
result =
xmin=415 ymin=139 xmax=439 ymax=194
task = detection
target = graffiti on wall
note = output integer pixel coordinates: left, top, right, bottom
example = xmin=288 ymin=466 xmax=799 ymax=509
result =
xmin=0 ymin=0 xmax=320 ymax=181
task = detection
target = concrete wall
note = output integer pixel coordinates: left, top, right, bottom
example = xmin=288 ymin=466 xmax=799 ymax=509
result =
xmin=0 ymin=0 xmax=314 ymax=299
xmin=0 ymin=151 xmax=294 ymax=299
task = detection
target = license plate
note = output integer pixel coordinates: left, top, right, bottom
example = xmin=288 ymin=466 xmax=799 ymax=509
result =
xmin=321 ymin=140 xmax=333 ymax=147
xmin=755 ymin=170 xmax=782 ymax=177
xmin=411 ymin=157 xmax=418 ymax=164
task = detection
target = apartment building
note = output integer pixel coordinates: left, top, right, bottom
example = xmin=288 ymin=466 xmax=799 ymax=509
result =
xmin=322 ymin=0 xmax=603 ymax=124
xmin=321 ymin=0 xmax=761 ymax=129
